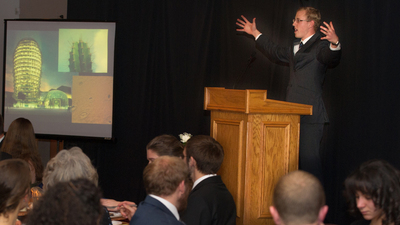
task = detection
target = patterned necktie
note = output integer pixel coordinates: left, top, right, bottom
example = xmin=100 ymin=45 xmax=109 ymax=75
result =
xmin=299 ymin=42 xmax=304 ymax=49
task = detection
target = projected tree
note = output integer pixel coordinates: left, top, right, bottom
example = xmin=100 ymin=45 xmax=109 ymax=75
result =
xmin=13 ymin=38 xmax=42 ymax=107
xmin=68 ymin=39 xmax=93 ymax=73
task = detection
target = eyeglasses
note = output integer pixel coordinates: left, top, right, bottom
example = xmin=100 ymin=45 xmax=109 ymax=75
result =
xmin=292 ymin=18 xmax=309 ymax=23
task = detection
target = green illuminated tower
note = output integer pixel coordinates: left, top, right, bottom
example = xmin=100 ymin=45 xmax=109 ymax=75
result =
xmin=13 ymin=38 xmax=42 ymax=105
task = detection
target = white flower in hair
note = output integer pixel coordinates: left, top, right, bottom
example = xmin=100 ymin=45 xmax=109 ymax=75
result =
xmin=179 ymin=132 xmax=192 ymax=144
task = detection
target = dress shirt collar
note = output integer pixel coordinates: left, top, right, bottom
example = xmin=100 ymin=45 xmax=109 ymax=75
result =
xmin=148 ymin=194 xmax=180 ymax=221
xmin=294 ymin=34 xmax=315 ymax=54
xmin=192 ymin=174 xmax=217 ymax=190
xmin=301 ymin=34 xmax=314 ymax=45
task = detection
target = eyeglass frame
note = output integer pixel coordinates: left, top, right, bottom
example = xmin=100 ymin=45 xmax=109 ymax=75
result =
xmin=292 ymin=18 xmax=310 ymax=23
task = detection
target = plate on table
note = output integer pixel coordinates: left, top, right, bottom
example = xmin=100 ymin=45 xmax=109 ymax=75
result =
xmin=112 ymin=221 xmax=122 ymax=225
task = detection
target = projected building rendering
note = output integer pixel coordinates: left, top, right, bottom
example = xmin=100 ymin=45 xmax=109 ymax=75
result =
xmin=13 ymin=38 xmax=42 ymax=107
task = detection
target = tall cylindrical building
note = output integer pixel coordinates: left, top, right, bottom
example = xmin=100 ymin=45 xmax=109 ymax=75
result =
xmin=13 ymin=38 xmax=42 ymax=104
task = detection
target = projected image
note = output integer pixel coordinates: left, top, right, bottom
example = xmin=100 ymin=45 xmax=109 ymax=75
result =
xmin=4 ymin=30 xmax=74 ymax=110
xmin=2 ymin=20 xmax=116 ymax=138
xmin=58 ymin=29 xmax=108 ymax=73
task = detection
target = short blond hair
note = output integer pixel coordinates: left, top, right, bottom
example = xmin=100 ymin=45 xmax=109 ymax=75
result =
xmin=298 ymin=7 xmax=321 ymax=32
xmin=273 ymin=170 xmax=325 ymax=224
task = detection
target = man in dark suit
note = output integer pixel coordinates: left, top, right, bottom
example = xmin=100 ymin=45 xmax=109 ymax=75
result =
xmin=236 ymin=7 xmax=341 ymax=182
xmin=181 ymin=135 xmax=236 ymax=225
xmin=270 ymin=170 xmax=328 ymax=225
xmin=130 ymin=156 xmax=189 ymax=225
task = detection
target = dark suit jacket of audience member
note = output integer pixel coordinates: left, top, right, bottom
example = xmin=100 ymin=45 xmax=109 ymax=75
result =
xmin=181 ymin=176 xmax=236 ymax=225
xmin=130 ymin=195 xmax=184 ymax=225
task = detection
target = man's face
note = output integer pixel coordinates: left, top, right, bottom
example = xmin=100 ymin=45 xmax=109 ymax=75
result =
xmin=292 ymin=10 xmax=313 ymax=40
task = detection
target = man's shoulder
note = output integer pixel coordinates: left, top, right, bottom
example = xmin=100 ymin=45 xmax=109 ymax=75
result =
xmin=189 ymin=176 xmax=235 ymax=205
xmin=131 ymin=200 xmax=182 ymax=225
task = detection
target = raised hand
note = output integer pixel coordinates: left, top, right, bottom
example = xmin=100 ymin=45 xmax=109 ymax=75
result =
xmin=236 ymin=15 xmax=261 ymax=38
xmin=320 ymin=21 xmax=339 ymax=46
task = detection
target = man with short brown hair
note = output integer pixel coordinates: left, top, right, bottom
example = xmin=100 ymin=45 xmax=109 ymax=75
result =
xmin=181 ymin=135 xmax=236 ymax=225
xmin=236 ymin=7 xmax=342 ymax=182
xmin=270 ymin=170 xmax=328 ymax=225
xmin=130 ymin=156 xmax=189 ymax=225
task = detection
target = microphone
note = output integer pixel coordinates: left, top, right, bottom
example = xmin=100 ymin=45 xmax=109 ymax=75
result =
xmin=232 ymin=51 xmax=256 ymax=89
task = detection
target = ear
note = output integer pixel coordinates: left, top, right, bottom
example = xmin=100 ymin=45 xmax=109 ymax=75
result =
xmin=178 ymin=180 xmax=185 ymax=194
xmin=318 ymin=205 xmax=329 ymax=224
xmin=189 ymin=156 xmax=196 ymax=167
xmin=269 ymin=206 xmax=282 ymax=225
xmin=309 ymin=20 xmax=315 ymax=29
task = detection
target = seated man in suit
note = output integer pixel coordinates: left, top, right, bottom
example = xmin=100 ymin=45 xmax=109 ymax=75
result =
xmin=270 ymin=170 xmax=328 ymax=225
xmin=130 ymin=156 xmax=189 ymax=225
xmin=181 ymin=135 xmax=236 ymax=225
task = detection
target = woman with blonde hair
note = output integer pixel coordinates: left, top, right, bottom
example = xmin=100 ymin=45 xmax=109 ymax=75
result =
xmin=0 ymin=159 xmax=31 ymax=225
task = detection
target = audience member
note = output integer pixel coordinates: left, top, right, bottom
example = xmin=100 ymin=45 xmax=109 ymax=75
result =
xmin=43 ymin=147 xmax=112 ymax=225
xmin=26 ymin=178 xmax=103 ymax=225
xmin=0 ymin=117 xmax=43 ymax=185
xmin=344 ymin=159 xmax=400 ymax=225
xmin=146 ymin=134 xmax=184 ymax=163
xmin=0 ymin=159 xmax=31 ymax=225
xmin=130 ymin=156 xmax=189 ymax=225
xmin=43 ymin=147 xmax=98 ymax=189
xmin=270 ymin=170 xmax=328 ymax=225
xmin=0 ymin=114 xmax=11 ymax=161
xmin=113 ymin=134 xmax=187 ymax=218
xmin=180 ymin=135 xmax=236 ymax=225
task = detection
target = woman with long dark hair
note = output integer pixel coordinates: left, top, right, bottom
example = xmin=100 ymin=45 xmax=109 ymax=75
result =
xmin=0 ymin=159 xmax=31 ymax=225
xmin=344 ymin=159 xmax=400 ymax=225
xmin=1 ymin=118 xmax=43 ymax=186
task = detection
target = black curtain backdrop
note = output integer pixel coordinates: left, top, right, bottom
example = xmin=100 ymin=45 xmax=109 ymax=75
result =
xmin=66 ymin=0 xmax=400 ymax=224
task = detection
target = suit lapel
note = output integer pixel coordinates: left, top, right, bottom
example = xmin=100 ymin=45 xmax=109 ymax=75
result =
xmin=295 ymin=33 xmax=320 ymax=54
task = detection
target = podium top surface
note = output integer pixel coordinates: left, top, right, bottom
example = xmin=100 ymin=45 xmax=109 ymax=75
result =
xmin=204 ymin=87 xmax=312 ymax=115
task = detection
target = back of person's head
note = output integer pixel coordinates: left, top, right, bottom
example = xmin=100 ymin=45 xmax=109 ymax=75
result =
xmin=26 ymin=178 xmax=103 ymax=225
xmin=344 ymin=159 xmax=400 ymax=225
xmin=298 ymin=6 xmax=321 ymax=32
xmin=43 ymin=147 xmax=98 ymax=190
xmin=1 ymin=117 xmax=37 ymax=157
xmin=144 ymin=156 xmax=189 ymax=196
xmin=0 ymin=159 xmax=31 ymax=217
xmin=0 ymin=117 xmax=43 ymax=183
xmin=146 ymin=134 xmax=184 ymax=158
xmin=185 ymin=135 xmax=224 ymax=174
xmin=272 ymin=170 xmax=326 ymax=225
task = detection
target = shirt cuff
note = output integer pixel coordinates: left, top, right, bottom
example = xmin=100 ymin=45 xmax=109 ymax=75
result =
xmin=330 ymin=43 xmax=341 ymax=51
xmin=255 ymin=33 xmax=262 ymax=41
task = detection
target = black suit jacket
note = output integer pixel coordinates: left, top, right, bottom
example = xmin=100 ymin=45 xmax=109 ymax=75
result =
xmin=256 ymin=33 xmax=341 ymax=123
xmin=130 ymin=195 xmax=184 ymax=225
xmin=181 ymin=176 xmax=236 ymax=225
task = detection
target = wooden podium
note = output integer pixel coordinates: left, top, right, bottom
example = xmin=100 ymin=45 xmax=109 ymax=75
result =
xmin=204 ymin=87 xmax=312 ymax=225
